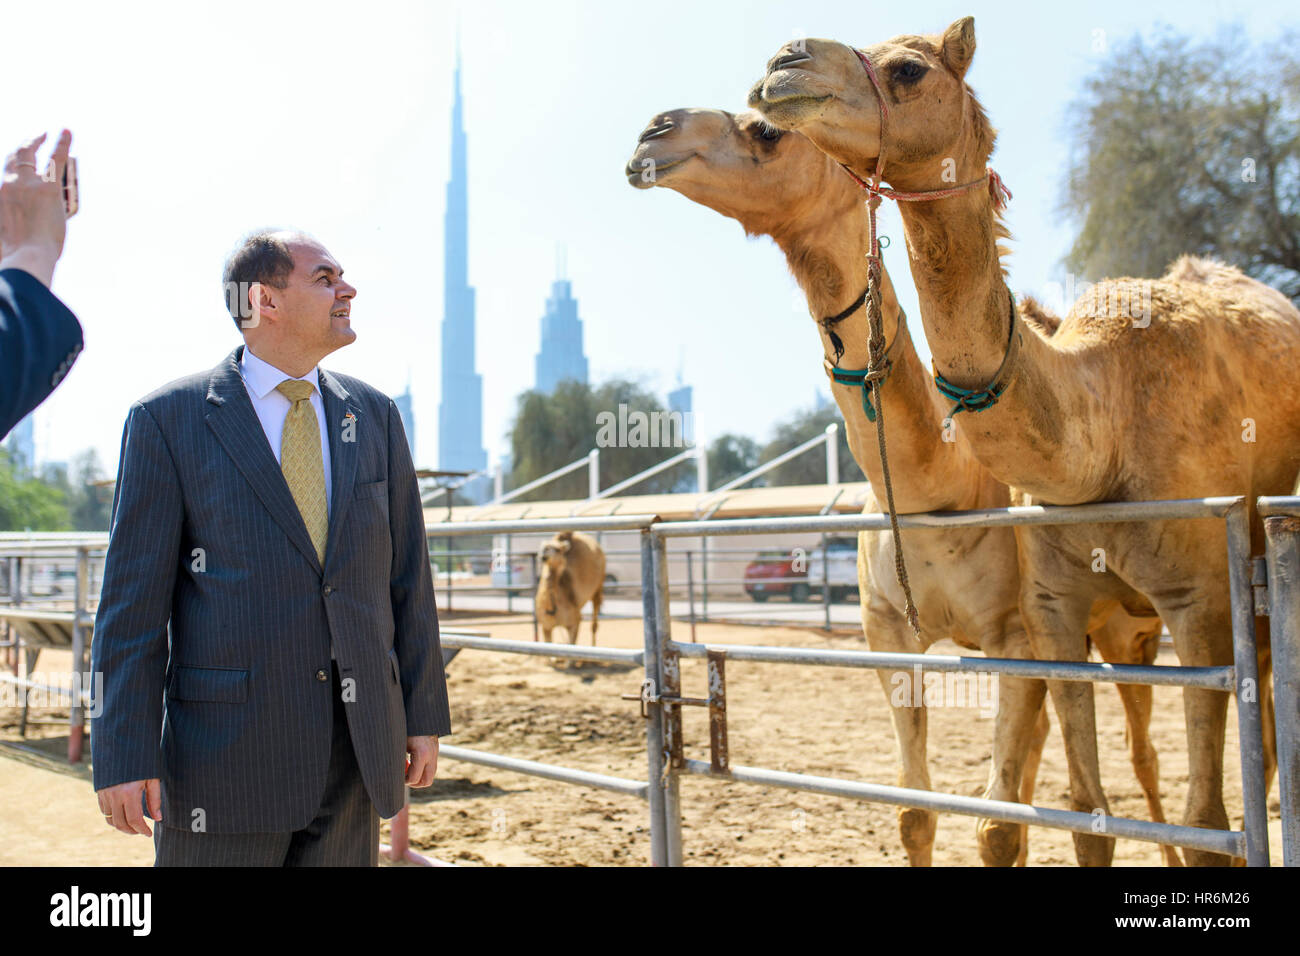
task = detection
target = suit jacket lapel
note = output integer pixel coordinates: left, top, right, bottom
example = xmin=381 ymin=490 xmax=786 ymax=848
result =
xmin=204 ymin=345 xmax=323 ymax=575
xmin=319 ymin=367 xmax=360 ymax=573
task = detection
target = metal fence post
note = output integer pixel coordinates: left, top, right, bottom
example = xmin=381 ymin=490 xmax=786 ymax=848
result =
xmin=700 ymin=536 xmax=709 ymax=622
xmin=1265 ymin=513 xmax=1300 ymax=865
xmin=505 ymin=534 xmax=513 ymax=614
xmin=821 ymin=533 xmax=831 ymax=632
xmin=531 ymin=552 xmax=539 ymax=643
xmin=69 ymin=546 xmax=88 ymax=763
xmin=1226 ymin=503 xmax=1269 ymax=865
xmin=686 ymin=550 xmax=697 ymax=644
xmin=639 ymin=528 xmax=668 ymax=866
xmin=652 ymin=532 xmax=684 ymax=866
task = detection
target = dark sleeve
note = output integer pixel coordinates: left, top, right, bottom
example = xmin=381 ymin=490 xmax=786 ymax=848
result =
xmin=0 ymin=268 xmax=84 ymax=439
xmin=89 ymin=401 xmax=184 ymax=789
xmin=386 ymin=398 xmax=451 ymax=737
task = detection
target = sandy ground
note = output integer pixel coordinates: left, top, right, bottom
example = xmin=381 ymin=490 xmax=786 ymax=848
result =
xmin=0 ymin=614 xmax=1284 ymax=866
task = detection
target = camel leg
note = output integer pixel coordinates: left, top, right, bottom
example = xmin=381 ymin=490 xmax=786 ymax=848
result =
xmin=866 ymin=596 xmax=936 ymax=866
xmin=1020 ymin=583 xmax=1113 ymax=866
xmin=1091 ymin=616 xmax=1182 ymax=866
xmin=976 ymin=624 xmax=1048 ymax=867
xmin=1255 ymin=616 xmax=1276 ymax=797
xmin=1156 ymin=595 xmax=1233 ymax=867
xmin=1115 ymin=682 xmax=1182 ymax=867
xmin=1014 ymin=701 xmax=1051 ymax=866
xmin=590 ymin=586 xmax=603 ymax=646
xmin=565 ymin=608 xmax=581 ymax=645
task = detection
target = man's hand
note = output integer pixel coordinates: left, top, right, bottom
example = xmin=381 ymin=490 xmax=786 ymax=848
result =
xmin=0 ymin=130 xmax=72 ymax=288
xmin=405 ymin=735 xmax=440 ymax=788
xmin=96 ymin=779 xmax=162 ymax=836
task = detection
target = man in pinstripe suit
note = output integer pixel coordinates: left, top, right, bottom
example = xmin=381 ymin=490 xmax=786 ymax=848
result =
xmin=91 ymin=230 xmax=451 ymax=866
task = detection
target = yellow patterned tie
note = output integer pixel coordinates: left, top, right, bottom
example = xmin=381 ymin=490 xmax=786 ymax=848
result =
xmin=276 ymin=379 xmax=328 ymax=565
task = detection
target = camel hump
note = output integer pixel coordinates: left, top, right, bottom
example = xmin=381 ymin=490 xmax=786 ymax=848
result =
xmin=1017 ymin=293 xmax=1062 ymax=336
xmin=1162 ymin=254 xmax=1300 ymax=323
xmin=1161 ymin=253 xmax=1239 ymax=285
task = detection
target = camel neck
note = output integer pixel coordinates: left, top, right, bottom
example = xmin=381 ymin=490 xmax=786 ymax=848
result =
xmin=770 ymin=212 xmax=988 ymax=512
xmin=896 ymin=179 xmax=1094 ymax=500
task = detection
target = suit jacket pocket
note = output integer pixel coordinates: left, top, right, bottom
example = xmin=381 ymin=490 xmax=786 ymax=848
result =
xmin=356 ymin=479 xmax=388 ymax=500
xmin=170 ymin=665 xmax=249 ymax=703
xmin=388 ymin=647 xmax=401 ymax=685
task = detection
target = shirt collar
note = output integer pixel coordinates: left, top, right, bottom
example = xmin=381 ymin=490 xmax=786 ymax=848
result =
xmin=240 ymin=345 xmax=320 ymax=401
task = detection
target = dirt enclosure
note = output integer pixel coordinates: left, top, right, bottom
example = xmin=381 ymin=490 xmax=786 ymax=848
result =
xmin=1 ymin=612 xmax=1284 ymax=866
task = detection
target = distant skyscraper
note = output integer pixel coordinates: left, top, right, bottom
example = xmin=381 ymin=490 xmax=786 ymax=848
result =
xmin=4 ymin=413 xmax=35 ymax=474
xmin=437 ymin=46 xmax=488 ymax=491
xmin=667 ymin=383 xmax=693 ymax=444
xmin=393 ymin=380 xmax=416 ymax=462
xmin=534 ymin=258 xmax=589 ymax=393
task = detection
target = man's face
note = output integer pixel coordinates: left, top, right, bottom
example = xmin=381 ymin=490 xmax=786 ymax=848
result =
xmin=270 ymin=236 xmax=357 ymax=354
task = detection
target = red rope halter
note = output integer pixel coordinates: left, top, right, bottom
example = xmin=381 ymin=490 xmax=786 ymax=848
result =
xmin=836 ymin=45 xmax=1014 ymax=639
xmin=844 ymin=46 xmax=1011 ymax=250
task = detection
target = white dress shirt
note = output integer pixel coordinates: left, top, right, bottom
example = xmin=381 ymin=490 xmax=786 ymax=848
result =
xmin=238 ymin=345 xmax=333 ymax=516
xmin=240 ymin=346 xmax=335 ymax=659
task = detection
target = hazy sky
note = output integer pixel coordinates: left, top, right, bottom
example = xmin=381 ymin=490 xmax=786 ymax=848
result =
xmin=4 ymin=0 xmax=1291 ymax=480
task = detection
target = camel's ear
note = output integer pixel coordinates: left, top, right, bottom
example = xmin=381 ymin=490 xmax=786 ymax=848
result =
xmin=939 ymin=16 xmax=976 ymax=79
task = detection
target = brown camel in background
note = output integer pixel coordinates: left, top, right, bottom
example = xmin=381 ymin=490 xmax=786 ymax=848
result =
xmin=536 ymin=531 xmax=606 ymax=645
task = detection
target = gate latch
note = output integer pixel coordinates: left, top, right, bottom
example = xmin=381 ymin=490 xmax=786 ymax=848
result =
xmin=620 ymin=678 xmax=659 ymax=718
xmin=1253 ymin=556 xmax=1269 ymax=617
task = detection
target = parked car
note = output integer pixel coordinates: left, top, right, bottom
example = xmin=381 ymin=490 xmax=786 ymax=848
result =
xmin=743 ymin=549 xmax=809 ymax=602
xmin=490 ymin=554 xmax=536 ymax=591
xmin=805 ymin=535 xmax=861 ymax=603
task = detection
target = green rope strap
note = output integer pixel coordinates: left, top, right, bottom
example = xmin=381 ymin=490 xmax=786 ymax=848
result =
xmin=932 ymin=290 xmax=1021 ymax=418
xmin=827 ymin=308 xmax=906 ymax=422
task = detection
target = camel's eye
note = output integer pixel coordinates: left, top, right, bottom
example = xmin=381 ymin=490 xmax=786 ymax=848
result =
xmin=755 ymin=122 xmax=781 ymax=142
xmin=894 ymin=60 xmax=927 ymax=83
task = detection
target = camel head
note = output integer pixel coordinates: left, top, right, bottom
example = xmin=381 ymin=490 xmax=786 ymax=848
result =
xmin=747 ymin=17 xmax=995 ymax=191
xmin=625 ymin=107 xmax=859 ymax=237
xmin=539 ymin=532 xmax=573 ymax=576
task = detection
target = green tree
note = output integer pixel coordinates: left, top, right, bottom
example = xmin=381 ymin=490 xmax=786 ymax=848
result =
xmin=505 ymin=378 xmax=694 ymax=501
xmin=1061 ymin=27 xmax=1300 ymax=300
xmin=759 ymin=402 xmax=865 ymax=487
xmin=67 ymin=449 xmax=111 ymax=530
xmin=0 ymin=449 xmax=69 ymax=530
xmin=706 ymin=433 xmax=762 ymax=489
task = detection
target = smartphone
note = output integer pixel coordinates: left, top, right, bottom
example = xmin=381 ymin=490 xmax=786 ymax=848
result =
xmin=43 ymin=156 xmax=78 ymax=218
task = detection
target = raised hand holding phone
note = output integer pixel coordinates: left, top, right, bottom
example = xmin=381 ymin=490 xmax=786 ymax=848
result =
xmin=43 ymin=155 xmax=78 ymax=218
xmin=0 ymin=129 xmax=75 ymax=287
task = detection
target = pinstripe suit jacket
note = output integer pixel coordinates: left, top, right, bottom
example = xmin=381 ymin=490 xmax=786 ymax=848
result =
xmin=90 ymin=345 xmax=451 ymax=832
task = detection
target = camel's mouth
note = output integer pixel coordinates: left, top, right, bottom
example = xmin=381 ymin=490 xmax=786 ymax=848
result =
xmin=624 ymin=154 xmax=691 ymax=188
xmin=748 ymin=70 xmax=832 ymax=127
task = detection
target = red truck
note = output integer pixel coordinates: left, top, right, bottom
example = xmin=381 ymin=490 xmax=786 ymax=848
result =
xmin=743 ymin=549 xmax=810 ymax=602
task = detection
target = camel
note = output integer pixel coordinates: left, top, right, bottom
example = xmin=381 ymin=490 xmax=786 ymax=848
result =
xmin=536 ymin=531 xmax=606 ymax=645
xmin=626 ymin=106 xmax=1181 ymax=866
xmin=748 ymin=16 xmax=1295 ymax=865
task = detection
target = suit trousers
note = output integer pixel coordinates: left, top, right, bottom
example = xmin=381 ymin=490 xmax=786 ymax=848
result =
xmin=153 ymin=661 xmax=380 ymax=866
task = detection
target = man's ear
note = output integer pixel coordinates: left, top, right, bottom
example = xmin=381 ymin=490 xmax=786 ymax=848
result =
xmin=243 ymin=281 xmax=277 ymax=330
xmin=939 ymin=16 xmax=976 ymax=79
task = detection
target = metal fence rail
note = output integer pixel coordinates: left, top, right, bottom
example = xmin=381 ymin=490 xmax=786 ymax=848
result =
xmin=646 ymin=496 xmax=1274 ymax=867
xmin=2 ymin=497 xmax=1295 ymax=866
